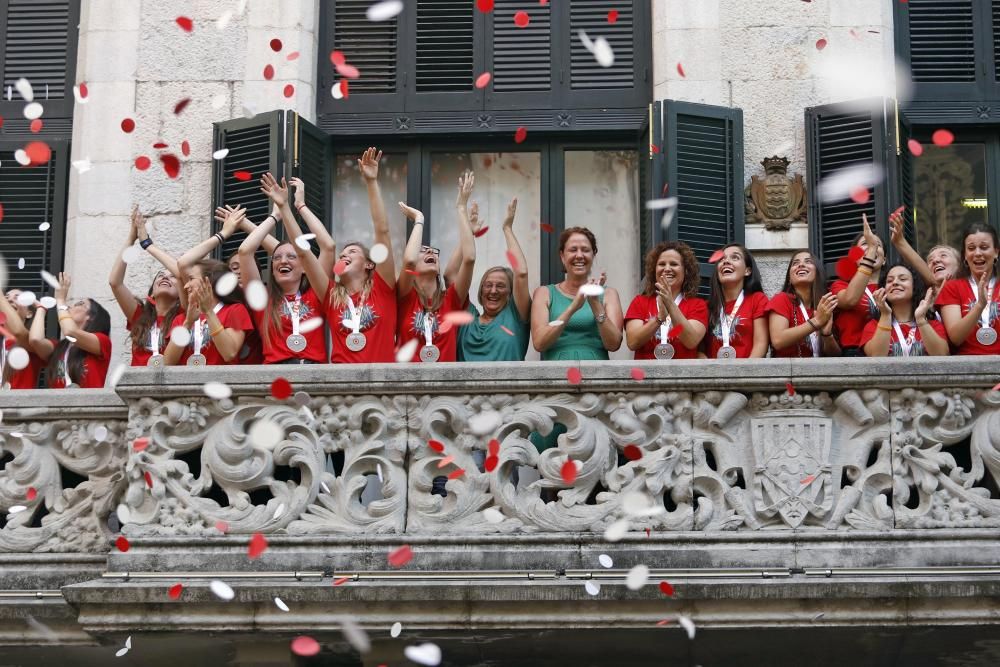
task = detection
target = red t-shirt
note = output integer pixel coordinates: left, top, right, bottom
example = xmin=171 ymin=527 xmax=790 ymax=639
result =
xmin=128 ymin=303 xmax=183 ymax=366
xmin=767 ymin=292 xmax=819 ymax=358
xmin=169 ymin=303 xmax=255 ymax=366
xmin=253 ymin=287 xmax=327 ymax=363
xmin=704 ymin=291 xmax=769 ymax=359
xmin=936 ymin=277 xmax=1000 ymax=355
xmin=625 ymin=294 xmax=708 ymax=360
xmin=831 ymin=279 xmax=880 ymax=348
xmin=3 ymin=337 xmax=43 ymax=389
xmin=49 ymin=333 xmax=112 ymax=388
xmin=860 ymin=318 xmax=947 ymax=357
xmin=396 ymin=284 xmax=466 ymax=363
xmin=327 ymin=271 xmax=397 ymax=364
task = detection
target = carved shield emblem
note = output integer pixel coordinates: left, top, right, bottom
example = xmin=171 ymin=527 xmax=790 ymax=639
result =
xmin=749 ymin=416 xmax=833 ymax=527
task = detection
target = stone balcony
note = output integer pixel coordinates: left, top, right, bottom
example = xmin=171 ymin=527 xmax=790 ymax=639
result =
xmin=1 ymin=359 xmax=1000 ymax=665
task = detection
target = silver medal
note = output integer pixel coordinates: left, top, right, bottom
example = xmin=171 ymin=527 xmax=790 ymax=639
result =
xmin=286 ymin=334 xmax=307 ymax=353
xmin=976 ymin=327 xmax=998 ymax=346
xmin=187 ymin=354 xmax=207 ymax=367
xmin=346 ymin=332 xmax=367 ymax=352
xmin=717 ymin=345 xmax=737 ymax=360
xmin=420 ymin=344 xmax=440 ymax=363
xmin=147 ymin=354 xmax=164 ymax=368
xmin=653 ymin=343 xmax=675 ymax=360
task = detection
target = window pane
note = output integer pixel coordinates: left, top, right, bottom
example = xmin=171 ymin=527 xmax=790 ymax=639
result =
xmin=333 ymin=153 xmax=408 ymax=271
xmin=564 ymin=150 xmax=640 ymax=359
xmin=913 ymin=143 xmax=988 ymax=251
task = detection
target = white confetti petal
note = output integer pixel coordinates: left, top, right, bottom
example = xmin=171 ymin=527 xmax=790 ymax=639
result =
xmin=390 ymin=621 xmax=402 ymax=638
xmin=72 ymin=85 xmax=88 ymax=104
xmin=622 ymin=491 xmax=662 ymax=517
xmin=108 ymin=363 xmax=126 ymax=388
xmin=212 ymin=148 xmax=230 ymax=160
xmin=65 ymin=335 xmax=77 ymax=344
xmin=625 ymin=564 xmax=649 ymax=591
xmin=210 ymin=580 xmax=234 ymax=601
xmin=678 ymin=615 xmax=696 ymax=640
xmin=817 ymin=163 xmax=883 ymax=204
xmin=15 ymin=78 xmax=33 ymax=102
xmin=604 ymin=518 xmax=629 ymax=542
xmin=483 ymin=507 xmax=504 ymax=524
xmin=367 ymin=0 xmax=403 ymax=21
xmin=299 ymin=316 xmax=324 ymax=334
xmin=170 ymin=326 xmax=191 ymax=347
xmin=404 ymin=643 xmax=442 ymax=667
xmin=340 ymin=616 xmax=370 ymax=654
xmin=245 ymin=280 xmax=267 ymax=311
xmin=203 ymin=381 xmax=232 ymax=399
xmin=331 ymin=81 xmax=346 ymax=100
xmin=369 ymin=243 xmax=389 ymax=264
xmin=23 ymin=102 xmax=43 ymax=120
xmin=578 ymin=29 xmax=594 ymax=52
xmin=121 ymin=245 xmax=141 ymax=264
xmin=72 ymin=158 xmax=92 ymax=174
xmin=125 ymin=636 xmax=132 ymax=649
xmin=7 ymin=347 xmax=29 ymax=370
xmin=215 ymin=271 xmax=239 ymax=297
xmin=646 ymin=197 xmax=679 ymax=210
xmin=8 ymin=505 xmax=27 ymax=514
xmin=16 ymin=291 xmax=35 ymax=307
xmin=579 ymin=283 xmax=604 ymax=297
xmin=17 ymin=258 xmax=25 ymax=270
xmin=38 ymin=221 xmax=51 ymax=232
xmin=216 ymin=10 xmax=232 ymax=29
xmin=377 ymin=463 xmax=384 ymax=482
xmin=94 ymin=425 xmax=109 ymax=442
xmin=274 ymin=597 xmax=289 ymax=612
xmin=321 ymin=481 xmax=331 ymax=494
xmin=14 ymin=150 xmax=30 ymax=166
xmin=598 ymin=554 xmax=613 ymax=568
xmin=295 ymin=233 xmax=316 ymax=250
xmin=249 ymin=419 xmax=284 ymax=449
xmin=116 ymin=503 xmax=131 ymax=524
xmin=40 ymin=271 xmax=59 ymax=289
xmin=395 ymin=338 xmax=419 ymax=363
xmin=115 ymin=647 xmax=129 ymax=658
xmin=592 ymin=37 xmax=615 ymax=68
xmin=39 ymin=296 xmax=56 ymax=309
xmin=467 ymin=411 xmax=501 ymax=436
xmin=584 ymin=581 xmax=601 ymax=596
xmin=548 ymin=319 xmax=564 ymax=327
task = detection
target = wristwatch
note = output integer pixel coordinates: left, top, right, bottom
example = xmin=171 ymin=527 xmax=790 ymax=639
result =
xmin=595 ymin=312 xmax=607 ymax=324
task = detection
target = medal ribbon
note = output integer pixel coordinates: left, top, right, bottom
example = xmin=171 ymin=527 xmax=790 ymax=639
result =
xmin=289 ymin=292 xmax=302 ymax=337
xmin=798 ymin=301 xmax=820 ymax=357
xmin=345 ymin=293 xmax=362 ymax=334
xmin=193 ymin=303 xmax=224 ymax=356
xmin=62 ymin=345 xmax=71 ymax=386
xmin=891 ymin=318 xmax=917 ymax=357
xmin=657 ymin=295 xmax=683 ymax=345
xmin=422 ymin=313 xmax=435 ymax=347
xmin=968 ymin=277 xmax=998 ymax=329
xmin=719 ymin=291 xmax=744 ymax=348
xmin=149 ymin=322 xmax=160 ymax=354
xmin=0 ymin=337 xmax=8 ymax=380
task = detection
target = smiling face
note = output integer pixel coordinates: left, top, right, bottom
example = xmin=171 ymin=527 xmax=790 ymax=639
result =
xmin=788 ymin=251 xmax=816 ymax=288
xmin=415 ymin=245 xmax=441 ymax=276
xmin=885 ymin=266 xmax=914 ymax=305
xmin=857 ymin=235 xmax=886 ymax=267
xmin=560 ymin=233 xmax=595 ymax=278
xmin=716 ymin=246 xmax=751 ymax=286
xmin=227 ymin=254 xmax=241 ymax=278
xmin=656 ymin=250 xmax=685 ymax=292
xmin=151 ymin=270 xmax=179 ymax=300
xmin=271 ymin=243 xmax=303 ymax=292
xmin=68 ymin=298 xmax=91 ymax=328
xmin=963 ymin=232 xmax=998 ymax=278
xmin=927 ymin=246 xmax=960 ymax=282
xmin=479 ymin=269 xmax=511 ymax=317
xmin=5 ymin=289 xmax=30 ymax=319
xmin=339 ymin=244 xmax=373 ymax=280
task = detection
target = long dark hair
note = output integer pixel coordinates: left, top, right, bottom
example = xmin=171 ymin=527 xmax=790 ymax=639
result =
xmin=707 ymin=244 xmax=764 ymax=334
xmin=642 ymin=241 xmax=700 ymax=299
xmin=129 ymin=271 xmax=180 ymax=353
xmin=45 ymin=299 xmax=111 ymax=386
xmin=780 ymin=250 xmax=826 ymax=310
xmin=261 ymin=244 xmax=310 ymax=348
xmin=958 ymin=222 xmax=1000 ymax=279
xmin=881 ymin=263 xmax=931 ymax=322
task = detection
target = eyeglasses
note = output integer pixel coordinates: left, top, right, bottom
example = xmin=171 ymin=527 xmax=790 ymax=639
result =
xmin=420 ymin=246 xmax=441 ymax=256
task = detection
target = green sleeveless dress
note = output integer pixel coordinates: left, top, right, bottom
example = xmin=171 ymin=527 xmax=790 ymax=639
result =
xmin=541 ymin=284 xmax=609 ymax=361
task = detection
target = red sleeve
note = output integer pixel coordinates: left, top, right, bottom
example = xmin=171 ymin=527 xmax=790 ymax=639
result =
xmin=859 ymin=319 xmax=878 ymax=346
xmin=169 ymin=313 xmax=186 ymax=330
xmin=222 ymin=304 xmax=254 ymax=331
xmin=127 ymin=303 xmax=143 ymax=329
xmin=929 ymin=319 xmax=947 ymax=339
xmin=625 ymin=295 xmax=650 ymax=322
xmin=766 ymin=293 xmax=794 ymax=321
xmin=830 ymin=279 xmax=849 ymax=296
xmin=686 ymin=298 xmax=709 ymax=326
xmin=750 ymin=292 xmax=769 ymax=318
xmin=97 ymin=332 xmax=113 ymax=359
xmin=936 ymin=279 xmax=963 ymax=306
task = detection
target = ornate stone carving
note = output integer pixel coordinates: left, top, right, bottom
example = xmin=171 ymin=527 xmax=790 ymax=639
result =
xmin=744 ymin=156 xmax=807 ymax=231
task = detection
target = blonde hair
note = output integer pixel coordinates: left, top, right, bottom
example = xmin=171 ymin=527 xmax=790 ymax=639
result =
xmin=327 ymin=242 xmax=374 ymax=313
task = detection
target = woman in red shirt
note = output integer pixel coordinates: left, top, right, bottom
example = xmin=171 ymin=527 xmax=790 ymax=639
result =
xmin=937 ymin=223 xmax=1000 ymax=355
xmin=29 ymin=273 xmax=112 ymax=388
xmin=109 ymin=207 xmax=182 ymax=367
xmin=248 ymin=174 xmax=330 ymax=364
xmin=768 ymin=250 xmax=840 ymax=358
xmin=704 ymin=244 xmax=769 ymax=359
xmin=625 ymin=241 xmax=707 ymax=359
xmin=862 ymin=265 xmax=948 ymax=357
xmin=0 ymin=290 xmax=50 ymax=389
xmin=396 ymin=172 xmax=476 ymax=363
xmin=831 ymin=215 xmax=884 ymax=355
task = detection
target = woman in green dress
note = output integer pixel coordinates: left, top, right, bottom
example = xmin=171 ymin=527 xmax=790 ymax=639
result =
xmin=530 ymin=226 xmax=624 ymax=360
xmin=457 ymin=197 xmax=532 ymax=361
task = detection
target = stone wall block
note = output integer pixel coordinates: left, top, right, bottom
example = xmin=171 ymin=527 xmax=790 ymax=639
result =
xmin=720 ymin=27 xmax=815 ymax=82
xmin=720 ymin=0 xmax=830 ymax=28
xmin=76 ymin=162 xmax=135 ymax=217
xmin=77 ymin=30 xmax=140 ymax=83
xmin=81 ymin=0 xmax=142 ymax=32
xmin=183 ymin=161 xmax=213 ymax=214
xmin=248 ymin=0 xmax=317 ymax=31
xmin=73 ymin=82 xmax=138 ymax=164
xmin=654 ymin=29 xmax=722 ymax=86
xmin=136 ymin=19 xmax=246 ymax=82
xmin=131 ymin=163 xmax=186 ymax=215
xmin=655 ymin=0 xmax=720 ymax=31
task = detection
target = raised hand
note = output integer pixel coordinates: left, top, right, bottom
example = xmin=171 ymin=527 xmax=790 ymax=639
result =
xmin=468 ymin=202 xmax=484 ymax=236
xmin=260 ymin=172 xmax=289 ymax=207
xmin=55 ymin=272 xmax=71 ymax=303
xmin=976 ymin=271 xmax=990 ymax=311
xmin=131 ymin=206 xmax=148 ymax=241
xmin=871 ymin=287 xmax=889 ymax=314
xmin=183 ymin=286 xmax=200 ymax=325
xmin=502 ymin=197 xmax=517 ymax=230
xmin=915 ymin=287 xmax=936 ymax=322
xmin=888 ymin=208 xmax=904 ymax=245
xmin=861 ymin=213 xmax=884 ymax=269
xmin=193 ymin=277 xmax=215 ymax=313
xmin=217 ymin=205 xmax=246 ymax=236
xmin=289 ymin=176 xmax=306 ymax=208
xmin=655 ymin=274 xmax=674 ymax=318
xmin=358 ymin=147 xmax=382 ymax=182
xmin=456 ymin=170 xmax=474 ymax=207
xmin=398 ymin=202 xmax=425 ymax=222
xmin=815 ymin=292 xmax=838 ymax=325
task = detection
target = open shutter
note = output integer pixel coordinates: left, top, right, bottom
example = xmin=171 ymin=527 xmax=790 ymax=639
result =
xmin=662 ymin=101 xmax=744 ymax=293
xmin=286 ymin=112 xmax=333 ymax=239
xmin=805 ymin=99 xmax=896 ymax=274
xmin=897 ymin=117 xmax=918 ymax=255
xmin=0 ymin=0 xmax=80 ymax=120
xmin=994 ymin=0 xmax=1000 ymax=83
xmin=0 ymin=138 xmax=69 ymax=292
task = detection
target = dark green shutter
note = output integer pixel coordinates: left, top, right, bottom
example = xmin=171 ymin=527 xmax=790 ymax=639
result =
xmin=662 ymin=100 xmax=744 ymax=292
xmin=286 ymin=112 xmax=332 ymax=239
xmin=492 ymin=0 xmax=551 ymax=92
xmin=805 ymin=99 xmax=896 ymax=274
xmin=994 ymin=0 xmax=1000 ymax=83
xmin=568 ymin=0 xmax=634 ymax=90
xmin=905 ymin=0 xmax=976 ymax=83
xmin=415 ymin=0 xmax=474 ymax=92
xmin=0 ymin=138 xmax=68 ymax=292
xmin=897 ymin=120 xmax=918 ymax=253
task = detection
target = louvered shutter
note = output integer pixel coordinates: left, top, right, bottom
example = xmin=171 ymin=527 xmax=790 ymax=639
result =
xmin=0 ymin=0 xmax=80 ymax=120
xmin=805 ymin=100 xmax=896 ymax=274
xmin=211 ymin=112 xmax=286 ymax=263
xmin=0 ymin=138 xmax=69 ymax=292
xmin=994 ymin=1 xmax=1000 ymax=83
xmin=563 ymin=0 xmax=647 ymax=109
xmin=491 ymin=0 xmax=551 ymax=90
xmin=407 ymin=0 xmax=484 ymax=111
xmin=662 ymin=101 xmax=744 ymax=292
xmin=897 ymin=120 xmax=917 ymax=254
xmin=286 ymin=113 xmax=332 ymax=239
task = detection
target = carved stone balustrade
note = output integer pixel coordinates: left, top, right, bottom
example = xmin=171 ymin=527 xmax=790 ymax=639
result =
xmin=1 ymin=359 xmax=999 ymax=657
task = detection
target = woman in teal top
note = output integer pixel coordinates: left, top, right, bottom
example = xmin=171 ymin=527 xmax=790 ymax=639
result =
xmin=457 ymin=198 xmax=531 ymax=361
xmin=530 ymin=226 xmax=624 ymax=360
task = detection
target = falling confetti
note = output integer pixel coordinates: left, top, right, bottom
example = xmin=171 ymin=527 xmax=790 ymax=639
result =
xmin=476 ymin=0 xmax=494 ymax=12
xmin=540 ymin=223 xmax=554 ymax=233
xmin=678 ymin=615 xmax=696 ymax=640
xmin=388 ymin=545 xmax=413 ymax=568
xmin=26 ymin=487 xmax=37 ymax=501
xmin=815 ymin=38 xmax=827 ymax=50
xmin=175 ymin=16 xmax=194 ymax=32
xmin=907 ymin=139 xmax=923 ymax=156
xmin=274 ymin=597 xmax=290 ymax=612
xmin=800 ymin=474 xmax=816 ymax=485
xmin=160 ymin=154 xmax=180 ymax=178
xmin=115 ymin=636 xmax=132 ymax=658
xmin=168 ymin=583 xmax=183 ymax=599
xmin=283 ymin=84 xmax=295 ymax=98
xmin=850 ymin=187 xmax=870 ymax=204
xmin=625 ymin=564 xmax=650 ymax=590
xmin=133 ymin=437 xmax=149 ymax=452
xmin=115 ymin=536 xmax=130 ymax=552
xmin=659 ymin=581 xmax=675 ymax=596
xmin=513 ymin=10 xmax=530 ymax=27
xmin=203 ymin=381 xmax=231 ymax=399
xmin=370 ymin=243 xmax=389 ymax=264
xmin=290 ymin=636 xmax=321 ymax=657
xmin=269 ymin=38 xmax=283 ymax=52
xmin=585 ymin=581 xmax=601 ymax=595
xmin=475 ymin=72 xmax=492 ymax=89
xmin=932 ymin=129 xmax=954 ymax=146
xmin=173 ymin=98 xmax=191 ymax=115
xmin=786 ymin=382 xmax=796 ymax=396
xmin=607 ymin=10 xmax=619 ymax=23
xmin=263 ymin=64 xmax=275 ymax=80
xmin=210 ymin=580 xmax=234 ymax=601
xmin=246 ymin=280 xmax=268 ymax=311
xmin=623 ymin=444 xmax=642 ymax=461
xmin=630 ymin=368 xmax=645 ymax=381
xmin=390 ymin=622 xmax=403 ymax=638
xmin=25 ymin=141 xmax=51 ymax=165
xmin=367 ymin=0 xmax=404 ymax=21
xmin=514 ymin=126 xmax=527 ymax=143
xmin=29 ymin=119 xmax=42 ymax=132
xmin=234 ymin=170 xmax=252 ymax=181
xmin=598 ymin=554 xmax=613 ymax=568
xmin=560 ymin=459 xmax=578 ymax=484
xmin=676 ymin=62 xmax=686 ymax=77
xmin=216 ymin=271 xmax=239 ymax=295
xmin=566 ymin=367 xmax=582 ymax=385
xmin=404 ymin=643 xmax=442 ymax=667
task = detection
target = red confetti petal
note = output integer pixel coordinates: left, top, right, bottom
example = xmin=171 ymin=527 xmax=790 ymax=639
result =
xmin=160 ymin=153 xmax=181 ymax=179
xmin=624 ymin=444 xmax=642 ymax=461
xmin=168 ymin=583 xmax=184 ymax=599
xmin=247 ymin=532 xmax=268 ymax=559
xmin=657 ymin=619 xmax=672 ymax=627
xmin=484 ymin=455 xmax=499 ymax=472
xmin=447 ymin=468 xmax=465 ymax=480
xmin=333 ymin=576 xmax=350 ymax=586
xmin=708 ymin=249 xmax=725 ymax=264
xmin=283 ymin=84 xmax=295 ymax=98
xmin=658 ymin=580 xmax=675 ymax=596
xmin=815 ymin=38 xmax=827 ymax=50
xmin=181 ymin=140 xmax=190 ymax=157
xmin=438 ymin=320 xmax=454 ymax=335
xmin=475 ymin=72 xmax=492 ymax=89
xmin=144 ymin=471 xmax=153 ymax=487
xmin=152 ymin=141 xmax=169 ymax=149
xmin=786 ymin=382 xmax=796 ymax=396
xmin=560 ymin=459 xmax=578 ymax=484
xmin=330 ymin=50 xmax=346 ymax=67
xmin=849 ymin=186 xmax=870 ymax=204
xmin=630 ymin=367 xmax=645 ymax=381
xmin=607 ymin=10 xmax=619 ymax=23
xmin=270 ymin=38 xmax=283 ymax=52
xmin=645 ymin=527 xmax=651 ymax=537
xmin=847 ymin=246 xmax=866 ymax=262
xmin=29 ymin=119 xmax=42 ymax=133
xmin=428 ymin=440 xmax=445 ymax=453
xmin=476 ymin=0 xmax=494 ymax=11
xmin=173 ymin=98 xmax=191 ymax=115
xmin=25 ymin=141 xmax=51 ymax=165
xmin=133 ymin=437 xmax=150 ymax=452
xmin=474 ymin=225 xmax=490 ymax=238
xmin=650 ymin=143 xmax=660 ymax=154
xmin=500 ymin=325 xmax=514 ymax=336
xmin=287 ymin=51 xmax=300 ymax=61
xmin=290 ymin=636 xmax=321 ymax=657
xmin=134 ymin=156 xmax=151 ymax=170
xmin=488 ymin=439 xmax=500 ymax=456
xmin=443 ymin=310 xmax=475 ymax=326
xmin=78 ymin=83 xmax=88 ymax=98
xmin=0 ymin=203 xmax=3 ymax=223
xmin=436 ymin=455 xmax=455 ymax=469
xmin=932 ymin=129 xmax=954 ymax=147
xmin=26 ymin=487 xmax=37 ymax=501
xmin=175 ymin=16 xmax=193 ymax=32
xmin=992 ymin=382 xmax=1000 ymax=393
xmin=115 ymin=536 xmax=130 ymax=552
xmin=388 ymin=545 xmax=413 ymax=568
xmin=270 ymin=377 xmax=293 ymax=399
xmin=263 ymin=64 xmax=275 ymax=80
xmin=514 ymin=10 xmax=530 ymax=27
xmin=233 ymin=170 xmax=252 ymax=181
xmin=676 ymin=62 xmax=686 ymax=77
xmin=339 ymin=79 xmax=350 ymax=99
xmin=800 ymin=474 xmax=816 ymax=485
xmin=567 ymin=367 xmax=582 ymax=385
xmin=336 ymin=62 xmax=360 ymax=79
xmin=506 ymin=250 xmax=519 ymax=271
xmin=334 ymin=259 xmax=348 ymax=275
xmin=835 ymin=256 xmax=858 ymax=282
xmin=514 ymin=126 xmax=527 ymax=143
xmin=540 ymin=223 xmax=554 ymax=233
xmin=215 ymin=520 xmax=229 ymax=533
